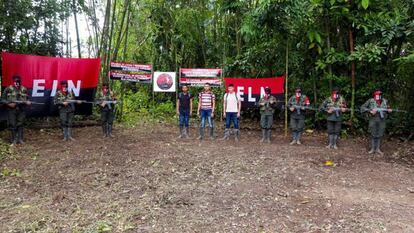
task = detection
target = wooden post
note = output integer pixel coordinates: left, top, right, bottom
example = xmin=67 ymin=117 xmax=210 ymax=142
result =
xmin=284 ymin=38 xmax=289 ymax=137
xmin=220 ymin=67 xmax=224 ymax=122
xmin=119 ymin=7 xmax=130 ymax=121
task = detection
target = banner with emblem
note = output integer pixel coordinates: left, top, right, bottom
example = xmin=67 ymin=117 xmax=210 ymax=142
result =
xmin=223 ymin=76 xmax=285 ymax=109
xmin=153 ymin=72 xmax=176 ymax=92
xmin=1 ymin=52 xmax=100 ymax=118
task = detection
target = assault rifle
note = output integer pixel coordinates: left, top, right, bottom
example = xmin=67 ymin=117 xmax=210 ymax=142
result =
xmin=260 ymin=99 xmax=282 ymax=109
xmin=94 ymin=100 xmax=120 ymax=110
xmin=372 ymin=107 xmax=407 ymax=119
xmin=59 ymin=99 xmax=92 ymax=110
xmin=0 ymin=99 xmax=45 ymax=105
xmin=323 ymin=106 xmax=360 ymax=117
xmin=63 ymin=100 xmax=92 ymax=104
xmin=290 ymin=105 xmax=319 ymax=114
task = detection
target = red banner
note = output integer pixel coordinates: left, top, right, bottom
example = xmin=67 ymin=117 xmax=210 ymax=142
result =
xmin=224 ymin=77 xmax=285 ymax=108
xmin=1 ymin=52 xmax=101 ymax=117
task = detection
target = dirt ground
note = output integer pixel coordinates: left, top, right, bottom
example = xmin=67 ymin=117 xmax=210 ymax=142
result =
xmin=0 ymin=124 xmax=413 ymax=233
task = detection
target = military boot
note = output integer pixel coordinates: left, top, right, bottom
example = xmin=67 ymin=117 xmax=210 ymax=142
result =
xmin=290 ymin=132 xmax=297 ymax=145
xmin=375 ymin=138 xmax=383 ymax=155
xmin=368 ymin=138 xmax=375 ymax=154
xmin=326 ymin=134 xmax=333 ymax=149
xmin=67 ymin=127 xmax=75 ymax=141
xmin=102 ymin=124 xmax=108 ymax=138
xmin=265 ymin=129 xmax=271 ymax=143
xmin=209 ymin=127 xmax=215 ymax=140
xmin=197 ymin=127 xmax=204 ymax=140
xmin=62 ymin=127 xmax=68 ymax=141
xmin=10 ymin=129 xmax=17 ymax=145
xmin=260 ymin=129 xmax=266 ymax=143
xmin=221 ymin=129 xmax=230 ymax=140
xmin=296 ymin=132 xmax=302 ymax=145
xmin=234 ymin=129 xmax=240 ymax=142
xmin=108 ymin=124 xmax=114 ymax=138
xmin=332 ymin=135 xmax=338 ymax=150
xmin=184 ymin=127 xmax=190 ymax=139
xmin=178 ymin=126 xmax=184 ymax=139
xmin=17 ymin=127 xmax=24 ymax=144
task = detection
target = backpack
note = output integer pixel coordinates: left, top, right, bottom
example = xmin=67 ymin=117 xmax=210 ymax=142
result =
xmin=225 ymin=93 xmax=238 ymax=102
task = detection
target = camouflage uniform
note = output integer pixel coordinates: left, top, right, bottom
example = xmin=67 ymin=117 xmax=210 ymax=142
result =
xmin=54 ymin=90 xmax=76 ymax=140
xmin=96 ymin=90 xmax=116 ymax=137
xmin=288 ymin=94 xmax=309 ymax=143
xmin=259 ymin=95 xmax=277 ymax=143
xmin=320 ymin=95 xmax=346 ymax=149
xmin=2 ymin=85 xmax=29 ymax=144
xmin=360 ymin=98 xmax=390 ymax=154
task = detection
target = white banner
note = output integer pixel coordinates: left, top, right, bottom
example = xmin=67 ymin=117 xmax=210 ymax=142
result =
xmin=153 ymin=72 xmax=176 ymax=92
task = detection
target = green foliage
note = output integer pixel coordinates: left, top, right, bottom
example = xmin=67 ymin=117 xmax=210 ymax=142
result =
xmin=0 ymin=167 xmax=21 ymax=178
xmin=0 ymin=139 xmax=12 ymax=162
xmin=96 ymin=221 xmax=112 ymax=232
xmin=0 ymin=0 xmax=72 ymax=56
xmin=118 ymin=87 xmax=176 ymax=126
xmin=350 ymin=43 xmax=385 ymax=62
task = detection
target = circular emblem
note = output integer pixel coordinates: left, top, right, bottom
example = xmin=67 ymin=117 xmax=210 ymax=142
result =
xmin=156 ymin=73 xmax=173 ymax=90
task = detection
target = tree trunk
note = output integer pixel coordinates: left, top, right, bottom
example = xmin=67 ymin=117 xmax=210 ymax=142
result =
xmin=284 ymin=37 xmax=289 ymax=137
xmin=98 ymin=0 xmax=112 ymax=58
xmin=73 ymin=0 xmax=82 ymax=58
xmin=326 ymin=16 xmax=333 ymax=91
xmin=98 ymin=0 xmax=112 ymax=84
xmin=349 ymin=28 xmax=356 ymax=121
xmin=112 ymin=0 xmax=130 ymax=61
xmin=90 ymin=0 xmax=100 ymax=54
xmin=119 ymin=10 xmax=131 ymax=121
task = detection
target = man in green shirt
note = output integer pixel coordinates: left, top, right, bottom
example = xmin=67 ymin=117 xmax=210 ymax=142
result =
xmin=320 ymin=87 xmax=347 ymax=149
xmin=54 ymin=81 xmax=81 ymax=141
xmin=288 ymin=87 xmax=310 ymax=145
xmin=96 ymin=83 xmax=117 ymax=138
xmin=2 ymin=75 xmax=31 ymax=144
xmin=259 ymin=87 xmax=277 ymax=143
xmin=360 ymin=89 xmax=392 ymax=155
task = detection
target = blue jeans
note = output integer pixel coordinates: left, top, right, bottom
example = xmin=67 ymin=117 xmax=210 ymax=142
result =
xmin=200 ymin=109 xmax=213 ymax=128
xmin=179 ymin=110 xmax=190 ymax=127
xmin=225 ymin=112 xmax=239 ymax=129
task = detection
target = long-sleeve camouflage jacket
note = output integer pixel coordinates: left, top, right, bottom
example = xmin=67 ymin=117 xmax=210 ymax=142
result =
xmin=360 ymin=98 xmax=390 ymax=120
xmin=320 ymin=96 xmax=347 ymax=121
xmin=1 ymin=85 xmax=29 ymax=109
xmin=54 ymin=90 xmax=75 ymax=112
xmin=2 ymin=85 xmax=28 ymax=102
xmin=259 ymin=95 xmax=277 ymax=115
xmin=288 ymin=95 xmax=310 ymax=119
xmin=96 ymin=90 xmax=116 ymax=111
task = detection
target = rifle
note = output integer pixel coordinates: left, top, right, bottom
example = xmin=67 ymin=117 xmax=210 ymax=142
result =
xmin=290 ymin=105 xmax=318 ymax=114
xmin=0 ymin=99 xmax=45 ymax=105
xmin=261 ymin=99 xmax=282 ymax=109
xmin=63 ymin=99 xmax=92 ymax=103
xmin=94 ymin=100 xmax=120 ymax=110
xmin=323 ymin=106 xmax=359 ymax=117
xmin=59 ymin=99 xmax=92 ymax=110
xmin=373 ymin=108 xmax=407 ymax=119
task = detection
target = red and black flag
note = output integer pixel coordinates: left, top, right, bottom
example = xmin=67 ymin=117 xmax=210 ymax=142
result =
xmin=1 ymin=52 xmax=100 ymax=117
xmin=224 ymin=77 xmax=285 ymax=109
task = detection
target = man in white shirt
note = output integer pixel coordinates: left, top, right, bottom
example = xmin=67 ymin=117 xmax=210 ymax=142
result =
xmin=221 ymin=84 xmax=242 ymax=141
